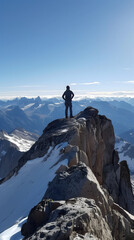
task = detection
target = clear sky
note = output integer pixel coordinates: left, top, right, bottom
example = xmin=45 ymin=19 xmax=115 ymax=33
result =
xmin=0 ymin=0 xmax=134 ymax=98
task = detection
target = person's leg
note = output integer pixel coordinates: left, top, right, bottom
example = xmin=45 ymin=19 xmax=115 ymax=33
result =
xmin=65 ymin=104 xmax=68 ymax=118
xmin=70 ymin=103 xmax=73 ymax=118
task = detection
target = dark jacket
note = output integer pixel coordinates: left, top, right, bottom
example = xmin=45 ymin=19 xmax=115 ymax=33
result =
xmin=62 ymin=90 xmax=74 ymax=105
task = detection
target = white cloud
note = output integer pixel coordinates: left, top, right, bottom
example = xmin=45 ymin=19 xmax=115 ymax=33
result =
xmin=70 ymin=83 xmax=77 ymax=86
xmin=81 ymin=82 xmax=100 ymax=85
xmin=70 ymin=82 xmax=100 ymax=86
xmin=127 ymin=81 xmax=134 ymax=84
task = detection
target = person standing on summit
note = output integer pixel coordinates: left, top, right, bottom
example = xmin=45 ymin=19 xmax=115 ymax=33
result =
xmin=62 ymin=86 xmax=74 ymax=118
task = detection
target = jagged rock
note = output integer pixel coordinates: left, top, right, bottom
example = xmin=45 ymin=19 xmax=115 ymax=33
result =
xmin=21 ymin=199 xmax=64 ymax=237
xmin=23 ymin=198 xmax=113 ymax=240
xmin=19 ymin=107 xmax=134 ymax=240
xmin=78 ymin=149 xmax=89 ymax=166
xmin=103 ymin=163 xmax=120 ymax=203
xmin=23 ymin=197 xmax=134 ymax=240
xmin=55 ymin=164 xmax=68 ymax=173
xmin=17 ymin=107 xmax=115 ymax=184
xmin=44 ymin=163 xmax=108 ymax=216
xmin=12 ymin=106 xmax=133 ymax=215
xmin=119 ymin=161 xmax=134 ymax=214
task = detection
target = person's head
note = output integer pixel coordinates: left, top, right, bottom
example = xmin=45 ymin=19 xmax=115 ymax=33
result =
xmin=66 ymin=85 xmax=70 ymax=90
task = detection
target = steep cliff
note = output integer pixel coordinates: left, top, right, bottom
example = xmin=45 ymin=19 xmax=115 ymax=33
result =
xmin=1 ymin=107 xmax=133 ymax=239
xmin=16 ymin=107 xmax=133 ymax=212
xmin=19 ymin=107 xmax=134 ymax=240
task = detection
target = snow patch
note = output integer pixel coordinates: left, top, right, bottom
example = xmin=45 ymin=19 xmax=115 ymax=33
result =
xmin=115 ymin=138 xmax=134 ymax=173
xmin=3 ymin=133 xmax=35 ymax=152
xmin=35 ymin=103 xmax=44 ymax=109
xmin=0 ymin=218 xmax=27 ymax=240
xmin=60 ymin=129 xmax=68 ymax=133
xmin=0 ymin=142 xmax=68 ymax=237
xmin=48 ymin=104 xmax=55 ymax=112
xmin=21 ymin=103 xmax=35 ymax=110
xmin=74 ymin=234 xmax=97 ymax=240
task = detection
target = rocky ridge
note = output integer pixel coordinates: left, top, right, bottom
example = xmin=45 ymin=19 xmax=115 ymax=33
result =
xmin=12 ymin=107 xmax=134 ymax=239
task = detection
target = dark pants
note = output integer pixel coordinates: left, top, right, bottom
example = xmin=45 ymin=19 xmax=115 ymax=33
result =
xmin=65 ymin=102 xmax=73 ymax=118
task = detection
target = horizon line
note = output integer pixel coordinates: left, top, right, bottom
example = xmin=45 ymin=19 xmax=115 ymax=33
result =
xmin=1 ymin=91 xmax=134 ymax=100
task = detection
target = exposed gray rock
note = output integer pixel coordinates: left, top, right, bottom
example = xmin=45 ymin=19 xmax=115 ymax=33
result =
xmin=23 ymin=198 xmax=113 ymax=240
xmin=44 ymin=163 xmax=108 ymax=216
xmin=19 ymin=107 xmax=134 ymax=240
xmin=103 ymin=159 xmax=134 ymax=215
xmin=119 ymin=161 xmax=134 ymax=214
xmin=23 ymin=197 xmax=134 ymax=240
xmin=13 ymin=107 xmax=114 ymax=183
xmin=10 ymin=106 xmax=133 ymax=215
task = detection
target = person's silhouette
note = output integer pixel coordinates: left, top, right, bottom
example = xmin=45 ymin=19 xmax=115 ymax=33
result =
xmin=62 ymin=86 xmax=74 ymax=118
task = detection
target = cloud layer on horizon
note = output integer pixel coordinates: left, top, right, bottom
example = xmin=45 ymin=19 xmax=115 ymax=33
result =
xmin=70 ymin=82 xmax=100 ymax=86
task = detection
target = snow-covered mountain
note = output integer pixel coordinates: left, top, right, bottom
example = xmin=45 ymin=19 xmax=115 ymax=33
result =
xmin=120 ymin=129 xmax=134 ymax=144
xmin=115 ymin=136 xmax=134 ymax=173
xmin=0 ymin=97 xmax=134 ymax=140
xmin=0 ymin=107 xmax=134 ymax=240
xmin=0 ymin=143 xmax=67 ymax=237
xmin=0 ymin=129 xmax=39 ymax=179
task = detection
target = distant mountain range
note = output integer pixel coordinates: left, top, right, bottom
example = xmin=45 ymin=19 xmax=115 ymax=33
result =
xmin=0 ymin=107 xmax=134 ymax=239
xmin=0 ymin=97 xmax=134 ymax=143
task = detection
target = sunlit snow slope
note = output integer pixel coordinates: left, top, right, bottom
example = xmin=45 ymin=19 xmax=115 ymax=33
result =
xmin=0 ymin=143 xmax=67 ymax=236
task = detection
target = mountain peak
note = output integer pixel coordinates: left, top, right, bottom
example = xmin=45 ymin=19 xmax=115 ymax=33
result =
xmin=1 ymin=107 xmax=134 ymax=239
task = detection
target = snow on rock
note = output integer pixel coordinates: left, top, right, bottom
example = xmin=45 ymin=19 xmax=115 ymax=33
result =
xmin=0 ymin=142 xmax=68 ymax=236
xmin=4 ymin=133 xmax=35 ymax=152
xmin=0 ymin=218 xmax=27 ymax=240
xmin=21 ymin=103 xmax=35 ymax=110
xmin=3 ymin=130 xmax=38 ymax=152
xmin=115 ymin=136 xmax=134 ymax=173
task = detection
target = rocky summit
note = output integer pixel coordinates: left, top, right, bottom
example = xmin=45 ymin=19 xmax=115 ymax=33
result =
xmin=15 ymin=107 xmax=134 ymax=239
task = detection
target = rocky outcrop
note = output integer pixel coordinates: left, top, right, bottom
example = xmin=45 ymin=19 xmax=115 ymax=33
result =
xmin=119 ymin=161 xmax=134 ymax=213
xmin=44 ymin=163 xmax=108 ymax=216
xmin=17 ymin=107 xmax=134 ymax=239
xmin=22 ymin=198 xmax=113 ymax=240
xmin=22 ymin=195 xmax=134 ymax=240
xmin=18 ymin=107 xmax=134 ymax=213
xmin=15 ymin=107 xmax=115 ymax=182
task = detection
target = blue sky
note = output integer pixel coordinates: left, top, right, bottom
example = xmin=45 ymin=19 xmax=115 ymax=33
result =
xmin=0 ymin=0 xmax=134 ymax=98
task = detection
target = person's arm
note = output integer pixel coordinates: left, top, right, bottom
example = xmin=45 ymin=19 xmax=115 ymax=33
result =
xmin=62 ymin=92 xmax=66 ymax=100
xmin=71 ymin=91 xmax=74 ymax=99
